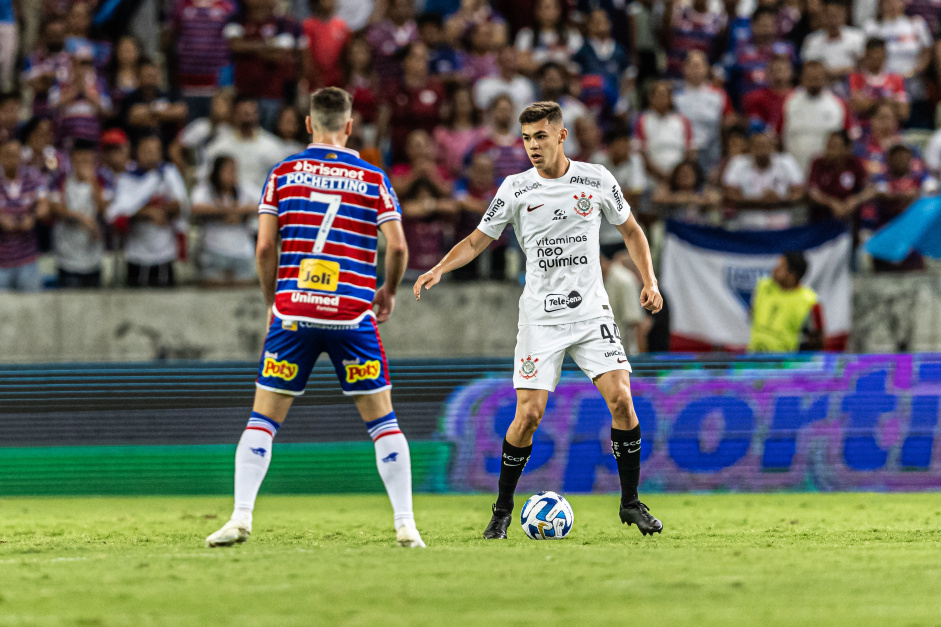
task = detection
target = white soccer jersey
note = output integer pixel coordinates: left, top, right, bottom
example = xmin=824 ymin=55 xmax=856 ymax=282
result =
xmin=477 ymin=160 xmax=631 ymax=326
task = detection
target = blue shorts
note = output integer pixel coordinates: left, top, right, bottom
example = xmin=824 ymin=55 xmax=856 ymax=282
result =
xmin=256 ymin=315 xmax=391 ymax=396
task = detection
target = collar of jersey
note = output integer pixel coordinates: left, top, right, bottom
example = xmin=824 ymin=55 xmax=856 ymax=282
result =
xmin=306 ymin=143 xmax=360 ymax=158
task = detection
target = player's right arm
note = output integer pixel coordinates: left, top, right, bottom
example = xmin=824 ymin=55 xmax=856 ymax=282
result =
xmin=413 ymin=177 xmax=514 ymax=300
xmin=412 ymin=228 xmax=495 ymax=300
xmin=257 ymin=168 xmax=281 ymax=323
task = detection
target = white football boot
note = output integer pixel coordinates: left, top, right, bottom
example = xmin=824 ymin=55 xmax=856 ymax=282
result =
xmin=206 ymin=514 xmax=252 ymax=547
xmin=395 ymin=521 xmax=426 ymax=548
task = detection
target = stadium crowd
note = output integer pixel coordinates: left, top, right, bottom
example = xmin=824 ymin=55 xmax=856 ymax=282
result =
xmin=0 ymin=0 xmax=939 ymax=298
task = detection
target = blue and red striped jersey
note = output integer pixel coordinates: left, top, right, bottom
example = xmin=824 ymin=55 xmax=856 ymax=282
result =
xmin=259 ymin=143 xmax=402 ymax=325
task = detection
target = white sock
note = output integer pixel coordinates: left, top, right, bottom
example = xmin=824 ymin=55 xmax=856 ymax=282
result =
xmin=233 ymin=412 xmax=280 ymax=519
xmin=366 ymin=412 xmax=415 ymax=529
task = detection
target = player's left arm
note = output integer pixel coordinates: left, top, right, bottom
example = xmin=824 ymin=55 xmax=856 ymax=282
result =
xmin=615 ymin=214 xmax=662 ymax=314
xmin=256 ymin=213 xmax=279 ymax=316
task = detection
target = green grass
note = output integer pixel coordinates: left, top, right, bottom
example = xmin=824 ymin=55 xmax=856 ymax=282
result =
xmin=1 ymin=494 xmax=940 ymax=626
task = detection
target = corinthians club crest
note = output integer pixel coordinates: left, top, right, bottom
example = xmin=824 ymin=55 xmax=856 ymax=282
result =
xmin=519 ymin=355 xmax=539 ymax=379
xmin=573 ymin=192 xmax=593 ymax=217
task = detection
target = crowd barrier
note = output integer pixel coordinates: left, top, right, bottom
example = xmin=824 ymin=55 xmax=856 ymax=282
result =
xmin=1 ymin=354 xmax=939 ymax=495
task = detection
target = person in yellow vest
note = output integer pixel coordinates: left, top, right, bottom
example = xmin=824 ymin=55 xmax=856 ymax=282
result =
xmin=748 ymin=252 xmax=825 ymax=353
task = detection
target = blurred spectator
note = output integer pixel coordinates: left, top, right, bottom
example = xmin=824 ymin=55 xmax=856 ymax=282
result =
xmin=573 ymin=8 xmax=631 ymax=115
xmin=452 ymin=152 xmax=504 ymax=280
xmin=781 ymin=60 xmax=853 ymax=173
xmin=190 ymin=155 xmax=258 ymax=287
xmin=725 ymin=6 xmax=797 ymax=102
xmin=573 ymin=117 xmax=603 ymax=162
xmin=807 ymin=130 xmax=870 ymax=222
xmin=98 ymin=128 xmax=132 ymax=189
xmin=674 ymin=50 xmax=735 ymax=174
xmin=473 ymin=46 xmax=534 ymax=115
xmin=595 ymin=126 xmax=649 ymax=248
xmin=743 ymin=55 xmax=794 ymax=131
xmin=367 ymin=0 xmax=418 ymax=92
xmin=107 ymin=134 xmax=188 ymax=288
xmin=20 ymin=116 xmax=67 ymax=184
xmin=722 ymin=129 xmax=805 ymax=229
xmin=400 ymin=177 xmax=457 ymax=274
xmin=334 ymin=0 xmax=375 ymax=32
xmin=303 ymin=0 xmax=350 ymax=89
xmin=0 ymin=91 xmax=18 ymax=142
xmin=390 ymin=129 xmax=452 ymax=194
xmin=514 ymin=0 xmax=582 ymax=75
xmin=273 ymin=106 xmax=306 ymax=155
xmin=23 ymin=17 xmax=70 ymax=119
xmin=601 ymin=253 xmax=647 ymax=354
xmin=907 ymin=0 xmax=941 ymax=39
xmin=923 ymin=119 xmax=941 ymax=178
xmin=0 ymin=0 xmax=16 ymax=91
xmin=661 ymin=0 xmax=728 ymax=80
xmin=378 ymin=42 xmax=445 ymax=164
xmin=178 ymin=90 xmax=233 ymax=177
xmin=458 ymin=21 xmax=500 ymax=83
xmin=0 ymin=137 xmax=48 ymax=291
xmin=64 ymin=1 xmax=111 ymax=71
xmin=119 ymin=59 xmax=188 ymax=147
xmin=224 ymin=0 xmax=310 ymax=130
xmin=50 ymin=139 xmax=106 ymax=288
xmin=748 ymin=252 xmax=824 ymax=353
xmin=871 ymin=144 xmax=936 ymax=272
xmin=470 ymin=93 xmax=530 ymax=183
xmin=49 ymin=48 xmax=112 ymax=147
xmin=417 ymin=13 xmax=461 ymax=80
xmin=166 ymin=0 xmax=236 ymax=121
xmin=342 ymin=35 xmax=379 ymax=127
xmin=634 ymin=80 xmax=696 ymax=186
xmin=653 ymin=159 xmax=722 ymax=224
xmin=444 ymin=0 xmax=507 ymax=50
xmin=849 ymin=37 xmax=909 ymax=131
xmin=855 ymin=102 xmax=916 ymax=178
xmin=107 ymin=36 xmax=143 ymax=114
xmin=537 ymin=62 xmax=589 ymax=154
xmin=204 ymin=96 xmax=284 ymax=190
xmin=863 ymin=0 xmax=932 ymax=78
xmin=434 ymin=85 xmax=487 ymax=178
xmin=710 ymin=124 xmax=750 ymax=186
xmin=801 ymin=0 xmax=864 ymax=82
xmin=628 ymin=0 xmax=664 ymax=85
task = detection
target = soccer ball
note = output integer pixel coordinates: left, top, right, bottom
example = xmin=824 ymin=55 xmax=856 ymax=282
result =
xmin=520 ymin=491 xmax=574 ymax=540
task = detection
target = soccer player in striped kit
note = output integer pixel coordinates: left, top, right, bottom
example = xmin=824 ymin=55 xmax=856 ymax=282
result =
xmin=207 ymin=88 xmax=424 ymax=548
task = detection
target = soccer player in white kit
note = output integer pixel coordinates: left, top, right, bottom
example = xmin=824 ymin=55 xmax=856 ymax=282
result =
xmin=413 ymin=102 xmax=664 ymax=538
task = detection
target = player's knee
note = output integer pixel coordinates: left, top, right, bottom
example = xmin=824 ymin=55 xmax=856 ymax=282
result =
xmin=515 ymin=403 xmax=545 ymax=433
xmin=607 ymin=390 xmax=635 ymax=421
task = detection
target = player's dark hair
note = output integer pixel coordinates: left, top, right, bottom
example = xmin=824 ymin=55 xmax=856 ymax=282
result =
xmin=783 ymin=252 xmax=808 ymax=283
xmin=309 ymin=87 xmax=353 ymax=132
xmin=669 ymin=159 xmax=705 ymax=192
xmin=865 ymin=37 xmax=887 ymax=52
xmin=71 ymin=138 xmax=98 ymax=153
xmin=519 ymin=101 xmax=563 ymax=126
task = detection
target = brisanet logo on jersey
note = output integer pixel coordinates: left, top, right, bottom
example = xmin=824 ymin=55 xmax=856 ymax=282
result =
xmin=544 ymin=291 xmax=583 ymax=312
xmin=570 ymin=175 xmax=601 ymax=189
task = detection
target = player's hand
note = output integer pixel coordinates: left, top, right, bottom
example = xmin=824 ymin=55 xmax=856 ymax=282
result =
xmin=372 ymin=285 xmax=395 ymax=323
xmin=413 ymin=269 xmax=441 ymax=301
xmin=640 ymin=283 xmax=663 ymax=314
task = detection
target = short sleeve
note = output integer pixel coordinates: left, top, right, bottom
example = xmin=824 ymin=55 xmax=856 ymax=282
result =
xmin=476 ymin=177 xmax=515 ymax=239
xmin=783 ymin=155 xmax=805 ymax=185
xmin=599 ymin=167 xmax=631 ymax=226
xmin=259 ymin=167 xmax=279 ymax=215
xmin=191 ymin=183 xmax=214 ymax=206
xmin=377 ymin=172 xmax=402 ymax=225
xmin=722 ymin=156 xmax=746 ymax=187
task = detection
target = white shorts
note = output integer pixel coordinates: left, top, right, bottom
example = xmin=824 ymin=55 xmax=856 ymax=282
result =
xmin=513 ymin=317 xmax=631 ymax=391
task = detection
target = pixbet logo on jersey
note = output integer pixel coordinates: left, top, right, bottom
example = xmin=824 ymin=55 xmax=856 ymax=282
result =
xmin=570 ymin=175 xmax=601 ymax=189
xmin=345 ymin=359 xmax=381 ymax=383
xmin=262 ymin=357 xmax=298 ymax=381
xmin=514 ymin=182 xmax=542 ymax=198
xmin=544 ymin=291 xmax=583 ymax=312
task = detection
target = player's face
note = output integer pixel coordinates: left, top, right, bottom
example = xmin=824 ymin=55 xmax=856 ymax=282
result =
xmin=521 ymin=119 xmax=566 ymax=169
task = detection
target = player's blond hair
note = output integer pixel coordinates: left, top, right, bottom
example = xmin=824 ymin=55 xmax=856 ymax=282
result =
xmin=519 ymin=101 xmax=563 ymax=127
xmin=309 ymin=87 xmax=354 ymax=132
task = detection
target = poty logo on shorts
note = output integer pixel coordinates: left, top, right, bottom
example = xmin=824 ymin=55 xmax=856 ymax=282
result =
xmin=570 ymin=175 xmax=601 ymax=189
xmin=291 ymin=160 xmax=365 ymax=180
xmin=262 ymin=357 xmax=298 ymax=381
xmin=544 ymin=291 xmax=583 ymax=312
xmin=346 ymin=359 xmax=381 ymax=383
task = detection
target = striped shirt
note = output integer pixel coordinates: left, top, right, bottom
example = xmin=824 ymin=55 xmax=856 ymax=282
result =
xmin=0 ymin=167 xmax=47 ymax=268
xmin=171 ymin=0 xmax=235 ymax=93
xmin=259 ymin=143 xmax=402 ymax=325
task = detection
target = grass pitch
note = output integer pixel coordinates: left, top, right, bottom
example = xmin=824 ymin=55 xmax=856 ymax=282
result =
xmin=1 ymin=493 xmax=940 ymax=626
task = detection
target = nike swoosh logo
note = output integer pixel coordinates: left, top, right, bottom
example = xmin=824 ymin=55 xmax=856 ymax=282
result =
xmin=617 ymin=358 xmax=628 ymax=363
xmin=627 ymin=447 xmax=641 ymax=454
xmin=527 ymin=204 xmax=544 ymax=212
xmin=503 ymin=463 xmax=524 ymax=467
